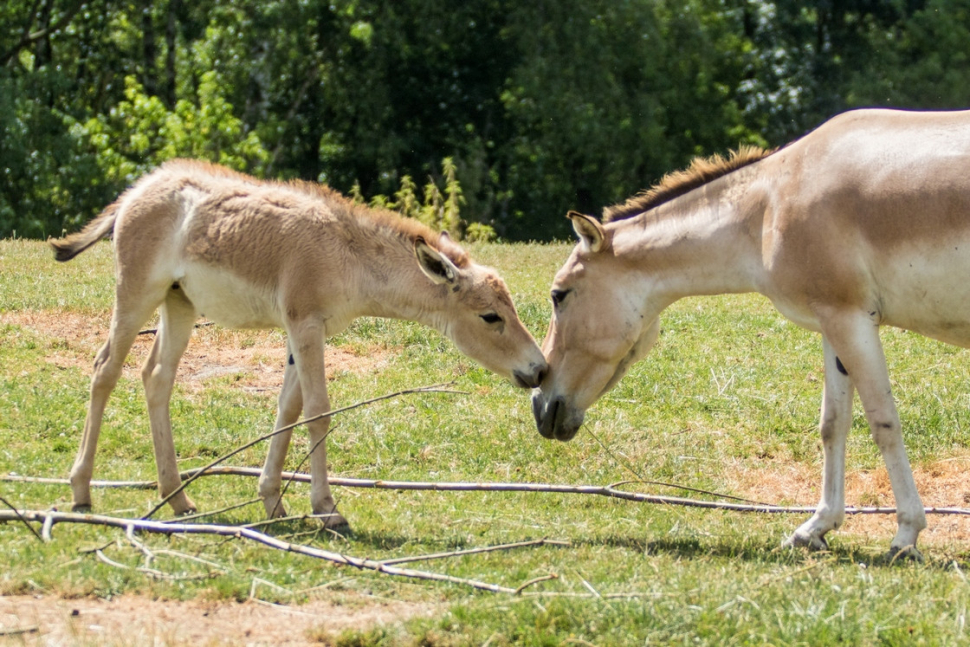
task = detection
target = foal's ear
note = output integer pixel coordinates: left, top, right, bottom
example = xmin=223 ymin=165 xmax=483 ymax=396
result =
xmin=567 ymin=211 xmax=606 ymax=253
xmin=414 ymin=236 xmax=460 ymax=285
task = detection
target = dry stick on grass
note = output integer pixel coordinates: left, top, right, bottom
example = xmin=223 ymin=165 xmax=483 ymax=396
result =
xmin=0 ymin=494 xmax=43 ymax=541
xmin=0 ymin=510 xmax=545 ymax=594
xmin=380 ymin=538 xmax=571 ymax=566
xmin=143 ymin=382 xmax=463 ymax=519
xmin=8 ymin=468 xmax=970 ymax=517
xmin=586 ymin=426 xmax=774 ymax=507
xmin=138 ymin=321 xmax=215 ymax=336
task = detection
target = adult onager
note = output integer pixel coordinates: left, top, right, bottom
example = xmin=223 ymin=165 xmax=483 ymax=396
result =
xmin=51 ymin=159 xmax=547 ymax=529
xmin=531 ymin=108 xmax=970 ymax=558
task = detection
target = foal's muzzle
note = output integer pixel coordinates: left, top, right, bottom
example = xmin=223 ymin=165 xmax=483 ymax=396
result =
xmin=513 ymin=361 xmax=549 ymax=389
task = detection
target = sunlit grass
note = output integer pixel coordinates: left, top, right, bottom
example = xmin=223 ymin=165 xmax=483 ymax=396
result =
xmin=3 ymin=239 xmax=970 ymax=644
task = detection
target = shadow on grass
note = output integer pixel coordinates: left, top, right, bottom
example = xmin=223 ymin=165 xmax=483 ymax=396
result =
xmin=189 ymin=513 xmax=970 ymax=571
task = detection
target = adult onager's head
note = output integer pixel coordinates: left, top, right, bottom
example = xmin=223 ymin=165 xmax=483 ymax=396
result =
xmin=51 ymin=160 xmax=546 ymax=529
xmin=533 ymin=108 xmax=970 ymax=559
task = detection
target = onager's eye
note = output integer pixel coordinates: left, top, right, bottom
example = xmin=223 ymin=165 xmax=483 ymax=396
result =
xmin=480 ymin=313 xmax=503 ymax=325
xmin=551 ymin=289 xmax=571 ymax=308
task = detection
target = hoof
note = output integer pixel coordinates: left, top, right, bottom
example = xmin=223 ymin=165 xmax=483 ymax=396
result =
xmin=783 ymin=532 xmax=829 ymax=552
xmin=262 ymin=499 xmax=288 ymax=520
xmin=319 ymin=511 xmax=351 ymax=534
xmin=175 ymin=506 xmax=199 ymax=518
xmin=886 ymin=545 xmax=924 ymax=564
xmin=71 ymin=503 xmax=92 ymax=514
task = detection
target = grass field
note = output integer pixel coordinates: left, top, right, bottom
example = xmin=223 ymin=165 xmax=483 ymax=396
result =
xmin=2 ymin=237 xmax=970 ymax=645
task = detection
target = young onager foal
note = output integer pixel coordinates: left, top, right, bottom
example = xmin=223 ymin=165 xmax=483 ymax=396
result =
xmin=532 ymin=108 xmax=970 ymax=559
xmin=51 ymin=159 xmax=547 ymax=529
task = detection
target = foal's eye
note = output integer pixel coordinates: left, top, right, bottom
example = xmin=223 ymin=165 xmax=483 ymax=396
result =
xmin=480 ymin=313 xmax=503 ymax=325
xmin=551 ymin=289 xmax=570 ymax=307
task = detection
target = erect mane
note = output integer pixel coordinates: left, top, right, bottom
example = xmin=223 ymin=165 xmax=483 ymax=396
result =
xmin=287 ymin=180 xmax=471 ymax=269
xmin=602 ymin=146 xmax=774 ymax=223
xmin=162 ymin=159 xmax=469 ymax=269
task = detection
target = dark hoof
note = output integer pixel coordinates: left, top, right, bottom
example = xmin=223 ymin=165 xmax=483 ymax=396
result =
xmin=886 ymin=545 xmax=924 ymax=564
xmin=71 ymin=503 xmax=92 ymax=514
xmin=783 ymin=532 xmax=829 ymax=552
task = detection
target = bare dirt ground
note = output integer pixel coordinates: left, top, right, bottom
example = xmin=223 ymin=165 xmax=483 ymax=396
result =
xmin=729 ymin=454 xmax=970 ymax=547
xmin=0 ymin=593 xmax=436 ymax=646
xmin=1 ymin=310 xmax=394 ymax=393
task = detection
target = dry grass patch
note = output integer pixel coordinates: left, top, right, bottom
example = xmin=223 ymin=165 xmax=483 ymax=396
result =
xmin=0 ymin=593 xmax=436 ymax=646
xmin=728 ymin=454 xmax=970 ymax=546
xmin=1 ymin=310 xmax=394 ymax=393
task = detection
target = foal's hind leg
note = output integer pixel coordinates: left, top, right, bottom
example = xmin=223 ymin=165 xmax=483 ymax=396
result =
xmin=70 ymin=294 xmax=162 ymax=511
xmin=259 ymin=343 xmax=303 ymax=518
xmin=141 ymin=287 xmax=198 ymax=515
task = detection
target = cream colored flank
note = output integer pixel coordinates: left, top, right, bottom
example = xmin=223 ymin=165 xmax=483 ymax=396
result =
xmin=51 ymin=160 xmax=546 ymax=529
xmin=532 ymin=108 xmax=970 ymax=559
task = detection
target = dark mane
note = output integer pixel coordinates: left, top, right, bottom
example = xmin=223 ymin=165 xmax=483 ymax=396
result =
xmin=602 ymin=146 xmax=774 ymax=223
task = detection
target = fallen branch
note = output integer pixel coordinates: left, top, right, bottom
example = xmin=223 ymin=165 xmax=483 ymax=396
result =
xmin=7 ymin=468 xmax=970 ymax=516
xmin=379 ymin=538 xmax=571 ymax=566
xmin=0 ymin=509 xmax=556 ymax=594
xmin=0 ymin=626 xmax=39 ymax=637
xmin=0 ymin=494 xmax=43 ymax=541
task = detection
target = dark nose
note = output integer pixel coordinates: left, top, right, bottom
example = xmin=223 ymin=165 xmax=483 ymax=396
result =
xmin=513 ymin=362 xmax=548 ymax=389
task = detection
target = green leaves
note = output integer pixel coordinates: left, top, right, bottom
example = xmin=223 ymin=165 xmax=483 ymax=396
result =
xmin=4 ymin=0 xmax=970 ymax=241
xmin=77 ymin=74 xmax=269 ymax=186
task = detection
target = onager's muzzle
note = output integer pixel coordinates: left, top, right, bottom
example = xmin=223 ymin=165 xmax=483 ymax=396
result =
xmin=531 ymin=391 xmax=584 ymax=441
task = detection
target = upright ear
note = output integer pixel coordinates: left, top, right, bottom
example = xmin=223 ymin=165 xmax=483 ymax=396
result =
xmin=567 ymin=211 xmax=606 ymax=253
xmin=414 ymin=236 xmax=460 ymax=285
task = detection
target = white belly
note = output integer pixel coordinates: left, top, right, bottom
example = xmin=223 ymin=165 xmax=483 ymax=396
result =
xmin=178 ymin=263 xmax=282 ymax=329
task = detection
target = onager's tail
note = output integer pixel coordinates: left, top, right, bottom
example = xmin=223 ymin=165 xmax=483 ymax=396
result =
xmin=49 ymin=203 xmax=120 ymax=262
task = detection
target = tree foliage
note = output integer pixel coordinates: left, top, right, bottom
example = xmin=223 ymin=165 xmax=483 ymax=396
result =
xmin=2 ymin=0 xmax=968 ymax=240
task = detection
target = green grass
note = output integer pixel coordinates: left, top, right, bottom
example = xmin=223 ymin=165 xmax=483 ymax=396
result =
xmin=2 ymin=239 xmax=970 ymax=645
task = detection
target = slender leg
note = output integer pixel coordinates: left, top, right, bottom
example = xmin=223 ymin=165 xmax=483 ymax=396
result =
xmin=785 ymin=337 xmax=854 ymax=550
xmin=816 ymin=309 xmax=926 ymax=559
xmin=70 ymin=294 xmax=162 ymax=511
xmin=141 ymin=287 xmax=198 ymax=515
xmin=259 ymin=341 xmax=303 ymax=518
xmin=288 ymin=320 xmax=348 ymax=530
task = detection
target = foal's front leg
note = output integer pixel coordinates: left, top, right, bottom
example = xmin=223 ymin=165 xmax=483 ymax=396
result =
xmin=785 ymin=338 xmax=854 ymax=550
xmin=288 ymin=322 xmax=349 ymax=530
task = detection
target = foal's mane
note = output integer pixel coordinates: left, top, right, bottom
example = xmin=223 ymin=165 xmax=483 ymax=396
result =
xmin=169 ymin=159 xmax=469 ymax=268
xmin=602 ymin=146 xmax=773 ymax=223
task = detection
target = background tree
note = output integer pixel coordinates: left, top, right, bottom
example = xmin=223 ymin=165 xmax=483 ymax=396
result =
xmin=2 ymin=0 xmax=968 ymax=241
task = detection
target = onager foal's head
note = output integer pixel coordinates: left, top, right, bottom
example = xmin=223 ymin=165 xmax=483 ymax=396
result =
xmin=531 ymin=213 xmax=660 ymax=440
xmin=413 ymin=234 xmax=547 ymax=389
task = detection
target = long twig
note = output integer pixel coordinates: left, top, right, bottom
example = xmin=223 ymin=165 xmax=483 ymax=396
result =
xmin=0 ymin=494 xmax=43 ymax=541
xmin=586 ymin=427 xmax=773 ymax=506
xmin=0 ymin=510 xmax=535 ymax=594
xmin=8 ymin=468 xmax=970 ymax=516
xmin=142 ymin=382 xmax=460 ymax=519
xmin=380 ymin=538 xmax=571 ymax=566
